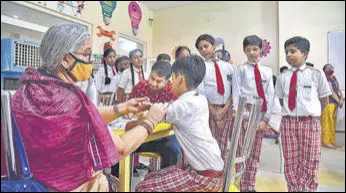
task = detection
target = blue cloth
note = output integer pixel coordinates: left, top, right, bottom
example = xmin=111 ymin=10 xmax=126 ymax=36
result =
xmin=136 ymin=135 xmax=181 ymax=169
xmin=1 ymin=113 xmax=48 ymax=192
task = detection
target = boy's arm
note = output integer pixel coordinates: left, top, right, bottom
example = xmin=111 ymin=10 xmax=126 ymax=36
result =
xmin=264 ymin=70 xmax=275 ymax=121
xmin=117 ymin=72 xmax=128 ymax=102
xmin=232 ymin=66 xmax=241 ymax=113
xmin=166 ymin=102 xmax=179 ymax=124
xmin=317 ymin=71 xmax=332 ymax=112
xmin=117 ymin=88 xmax=125 ymax=103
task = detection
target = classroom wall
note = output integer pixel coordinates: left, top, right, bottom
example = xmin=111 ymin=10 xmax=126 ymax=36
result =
xmin=151 ymin=1 xmax=279 ymax=74
xmin=26 ymin=1 xmax=154 ymax=57
xmin=278 ymin=1 xmax=345 ymax=71
xmin=82 ymin=1 xmax=154 ymax=57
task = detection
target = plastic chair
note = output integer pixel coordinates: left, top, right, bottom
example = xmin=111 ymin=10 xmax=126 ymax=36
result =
xmin=1 ymin=90 xmax=18 ymax=180
xmin=98 ymin=92 xmax=116 ymax=106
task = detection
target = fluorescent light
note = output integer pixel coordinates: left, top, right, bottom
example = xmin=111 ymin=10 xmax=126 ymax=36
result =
xmin=13 ymin=15 xmax=18 ymax=18
xmin=1 ymin=15 xmax=48 ymax=33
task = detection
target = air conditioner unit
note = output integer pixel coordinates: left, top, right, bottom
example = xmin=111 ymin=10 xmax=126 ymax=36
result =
xmin=1 ymin=38 xmax=41 ymax=90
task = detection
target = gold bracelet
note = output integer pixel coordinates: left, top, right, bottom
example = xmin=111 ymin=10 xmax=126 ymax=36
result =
xmin=113 ymin=105 xmax=123 ymax=117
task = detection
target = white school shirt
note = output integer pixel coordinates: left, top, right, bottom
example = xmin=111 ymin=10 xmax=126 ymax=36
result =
xmin=118 ymin=67 xmax=149 ymax=95
xmin=94 ymin=64 xmax=118 ymax=93
xmin=197 ymin=58 xmax=233 ymax=105
xmin=232 ymin=61 xmax=276 ymax=121
xmin=275 ymin=64 xmax=332 ymax=117
xmin=75 ymin=80 xmax=89 ymax=93
xmin=166 ymin=90 xmax=224 ymax=171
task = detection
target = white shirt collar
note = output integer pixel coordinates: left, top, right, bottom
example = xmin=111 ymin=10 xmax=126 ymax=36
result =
xmin=133 ymin=66 xmax=141 ymax=73
xmin=246 ymin=60 xmax=261 ymax=66
xmin=179 ymin=90 xmax=197 ymax=100
xmin=290 ymin=63 xmax=307 ymax=71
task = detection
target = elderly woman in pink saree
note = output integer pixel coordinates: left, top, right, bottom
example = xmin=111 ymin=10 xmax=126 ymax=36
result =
xmin=10 ymin=23 xmax=167 ymax=192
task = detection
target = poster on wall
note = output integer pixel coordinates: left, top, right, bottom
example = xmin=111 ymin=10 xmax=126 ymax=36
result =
xmin=35 ymin=1 xmax=86 ymax=18
xmin=99 ymin=1 xmax=117 ymax=26
xmin=261 ymin=39 xmax=271 ymax=58
xmin=128 ymin=1 xmax=142 ymax=36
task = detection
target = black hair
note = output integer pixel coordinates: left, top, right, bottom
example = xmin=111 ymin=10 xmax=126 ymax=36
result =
xmin=129 ymin=49 xmax=145 ymax=86
xmin=156 ymin=53 xmax=171 ymax=62
xmin=306 ymin=62 xmax=314 ymax=68
xmin=175 ymin=46 xmax=191 ymax=59
xmin=172 ymin=55 xmax=206 ymax=89
xmin=115 ymin=56 xmax=130 ymax=72
xmin=280 ymin=66 xmax=288 ymax=73
xmin=243 ymin=35 xmax=262 ymax=50
xmin=284 ymin=36 xmax=310 ymax=54
xmin=323 ymin=64 xmax=333 ymax=72
xmin=151 ymin=61 xmax=172 ymax=79
xmin=195 ymin=34 xmax=215 ymax=49
xmin=103 ymin=48 xmax=116 ymax=85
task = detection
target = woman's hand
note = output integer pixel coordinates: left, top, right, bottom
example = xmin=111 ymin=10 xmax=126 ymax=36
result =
xmin=339 ymin=98 xmax=344 ymax=108
xmin=117 ymin=97 xmax=150 ymax=115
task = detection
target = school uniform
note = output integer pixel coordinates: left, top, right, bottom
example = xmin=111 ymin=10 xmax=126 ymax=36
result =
xmin=128 ymin=80 xmax=180 ymax=170
xmin=197 ymin=58 xmax=233 ymax=161
xmin=136 ymin=91 xmax=224 ymax=192
xmin=94 ymin=64 xmax=118 ymax=93
xmin=232 ymin=60 xmax=277 ymax=192
xmin=118 ymin=67 xmax=148 ymax=101
xmin=275 ymin=64 xmax=331 ymax=192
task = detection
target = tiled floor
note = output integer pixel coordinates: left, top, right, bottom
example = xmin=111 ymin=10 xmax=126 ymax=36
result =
xmin=132 ymin=138 xmax=345 ymax=192
xmin=256 ymin=138 xmax=345 ymax=192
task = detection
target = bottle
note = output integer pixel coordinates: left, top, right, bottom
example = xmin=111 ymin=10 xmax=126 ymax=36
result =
xmin=86 ymin=76 xmax=99 ymax=106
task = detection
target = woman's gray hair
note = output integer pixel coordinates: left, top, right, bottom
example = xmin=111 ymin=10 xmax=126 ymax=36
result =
xmin=39 ymin=22 xmax=90 ymax=72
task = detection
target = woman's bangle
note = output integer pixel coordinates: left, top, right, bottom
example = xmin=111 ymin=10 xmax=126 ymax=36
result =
xmin=138 ymin=120 xmax=154 ymax=135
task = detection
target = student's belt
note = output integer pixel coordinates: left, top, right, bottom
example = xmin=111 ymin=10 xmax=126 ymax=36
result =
xmin=283 ymin=116 xmax=319 ymax=121
xmin=197 ymin=170 xmax=223 ymax=178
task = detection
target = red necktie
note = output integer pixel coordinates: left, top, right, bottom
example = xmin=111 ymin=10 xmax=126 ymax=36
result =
xmin=254 ymin=63 xmax=267 ymax=112
xmin=214 ymin=60 xmax=225 ymax=95
xmin=137 ymin=71 xmax=143 ymax=81
xmin=111 ymin=66 xmax=116 ymax=76
xmin=288 ymin=69 xmax=299 ymax=111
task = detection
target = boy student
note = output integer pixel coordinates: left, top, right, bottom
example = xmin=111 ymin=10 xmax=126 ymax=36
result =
xmin=232 ymin=35 xmax=278 ymax=192
xmin=156 ymin=53 xmax=171 ymax=63
xmin=128 ymin=61 xmax=180 ymax=170
xmin=195 ymin=34 xmax=234 ymax=161
xmin=135 ymin=55 xmax=224 ymax=192
xmin=275 ymin=36 xmax=331 ymax=192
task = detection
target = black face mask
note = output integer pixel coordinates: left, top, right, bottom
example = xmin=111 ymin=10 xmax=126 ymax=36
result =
xmin=105 ymin=77 xmax=111 ymax=85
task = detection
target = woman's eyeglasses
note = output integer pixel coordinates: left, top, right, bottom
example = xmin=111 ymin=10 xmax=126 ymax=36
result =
xmin=71 ymin=52 xmax=92 ymax=62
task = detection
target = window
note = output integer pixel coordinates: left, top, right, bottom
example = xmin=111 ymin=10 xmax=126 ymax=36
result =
xmin=117 ymin=35 xmax=149 ymax=73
